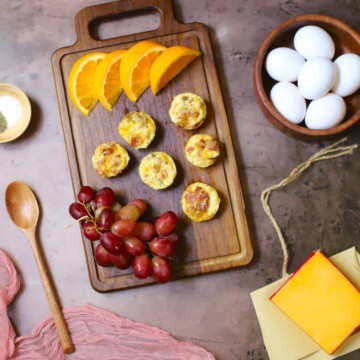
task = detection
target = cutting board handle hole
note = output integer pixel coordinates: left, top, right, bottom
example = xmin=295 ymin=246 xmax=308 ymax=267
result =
xmin=90 ymin=10 xmax=161 ymax=41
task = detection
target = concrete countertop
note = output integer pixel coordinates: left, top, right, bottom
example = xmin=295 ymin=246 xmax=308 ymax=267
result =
xmin=1 ymin=0 xmax=359 ymax=359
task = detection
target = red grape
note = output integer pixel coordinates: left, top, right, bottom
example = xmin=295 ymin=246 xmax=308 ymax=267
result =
xmin=123 ymin=237 xmax=146 ymax=256
xmin=80 ymin=219 xmax=90 ymax=227
xmin=77 ymin=186 xmax=95 ymax=203
xmin=83 ymin=222 xmax=100 ymax=241
xmin=111 ymin=219 xmax=137 ymax=237
xmin=94 ymin=187 xmax=115 ymax=207
xmin=94 ymin=244 xmax=112 ymax=267
xmin=134 ymin=222 xmax=156 ymax=241
xmin=155 ymin=211 xmax=178 ymax=236
xmin=133 ymin=254 xmax=152 ymax=279
xmin=97 ymin=208 xmax=115 ymax=230
xmin=164 ymin=233 xmax=179 ymax=244
xmin=100 ymin=231 xmax=124 ymax=255
xmin=149 ymin=238 xmax=175 ymax=257
xmin=110 ymin=252 xmax=131 ymax=270
xmin=152 ymin=256 xmax=171 ymax=283
xmin=129 ymin=199 xmax=147 ymax=216
xmin=94 ymin=205 xmax=112 ymax=220
xmin=115 ymin=204 xmax=140 ymax=222
xmin=69 ymin=202 xmax=88 ymax=220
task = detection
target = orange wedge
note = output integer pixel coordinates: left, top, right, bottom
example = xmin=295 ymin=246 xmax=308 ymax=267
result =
xmin=120 ymin=41 xmax=167 ymax=102
xmin=68 ymin=53 xmax=105 ymax=116
xmin=94 ymin=50 xmax=127 ymax=111
xmin=150 ymin=46 xmax=201 ymax=95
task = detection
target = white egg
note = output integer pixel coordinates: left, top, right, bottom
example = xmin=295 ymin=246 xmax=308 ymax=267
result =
xmin=332 ymin=53 xmax=360 ymax=97
xmin=305 ymin=93 xmax=346 ymax=130
xmin=294 ymin=25 xmax=335 ymax=60
xmin=270 ymin=82 xmax=306 ymax=124
xmin=298 ymin=58 xmax=336 ymax=100
xmin=265 ymin=47 xmax=305 ymax=82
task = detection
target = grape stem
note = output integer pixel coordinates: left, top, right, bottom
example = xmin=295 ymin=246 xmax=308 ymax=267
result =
xmin=68 ymin=203 xmax=100 ymax=234
xmin=66 ymin=215 xmax=90 ymax=229
xmin=93 ymin=221 xmax=103 ymax=235
xmin=81 ymin=203 xmax=104 ymax=234
xmin=84 ymin=203 xmax=95 ymax=220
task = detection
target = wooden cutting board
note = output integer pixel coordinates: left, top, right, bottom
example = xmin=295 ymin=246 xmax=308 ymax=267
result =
xmin=52 ymin=0 xmax=253 ymax=292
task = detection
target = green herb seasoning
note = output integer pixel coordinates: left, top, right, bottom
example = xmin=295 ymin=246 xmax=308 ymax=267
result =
xmin=0 ymin=111 xmax=7 ymax=133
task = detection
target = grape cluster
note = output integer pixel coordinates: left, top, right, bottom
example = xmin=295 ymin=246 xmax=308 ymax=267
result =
xmin=69 ymin=186 xmax=179 ymax=284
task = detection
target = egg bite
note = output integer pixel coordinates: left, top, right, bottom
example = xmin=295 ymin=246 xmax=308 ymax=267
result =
xmin=181 ymin=182 xmax=220 ymax=222
xmin=169 ymin=92 xmax=207 ymax=130
xmin=92 ymin=142 xmax=130 ymax=178
xmin=139 ymin=152 xmax=177 ymax=190
xmin=185 ymin=134 xmax=220 ymax=168
xmin=118 ymin=111 xmax=156 ymax=150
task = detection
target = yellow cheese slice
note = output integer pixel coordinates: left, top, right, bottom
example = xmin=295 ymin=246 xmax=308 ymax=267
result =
xmin=270 ymin=250 xmax=360 ymax=354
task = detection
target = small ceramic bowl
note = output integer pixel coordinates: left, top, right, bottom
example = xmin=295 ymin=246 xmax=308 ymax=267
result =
xmin=254 ymin=14 xmax=360 ymax=140
xmin=0 ymin=84 xmax=31 ymax=143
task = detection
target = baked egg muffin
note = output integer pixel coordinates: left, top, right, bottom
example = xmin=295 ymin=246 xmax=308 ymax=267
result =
xmin=92 ymin=142 xmax=130 ymax=178
xmin=181 ymin=182 xmax=220 ymax=222
xmin=185 ymin=134 xmax=220 ymax=168
xmin=139 ymin=152 xmax=177 ymax=190
xmin=118 ymin=111 xmax=156 ymax=150
xmin=169 ymin=92 xmax=207 ymax=130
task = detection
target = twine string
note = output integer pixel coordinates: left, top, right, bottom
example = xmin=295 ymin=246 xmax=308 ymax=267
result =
xmin=261 ymin=137 xmax=358 ymax=278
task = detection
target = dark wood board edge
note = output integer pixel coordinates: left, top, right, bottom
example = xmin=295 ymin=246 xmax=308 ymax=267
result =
xmin=51 ymin=0 xmax=253 ymax=292
xmin=195 ymin=23 xmax=254 ymax=270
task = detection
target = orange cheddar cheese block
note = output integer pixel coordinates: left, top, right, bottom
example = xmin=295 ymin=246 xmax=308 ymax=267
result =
xmin=270 ymin=250 xmax=360 ymax=354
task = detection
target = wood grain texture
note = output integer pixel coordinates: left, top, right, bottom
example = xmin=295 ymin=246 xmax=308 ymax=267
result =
xmin=5 ymin=181 xmax=74 ymax=354
xmin=254 ymin=14 xmax=360 ymax=141
xmin=26 ymin=230 xmax=75 ymax=354
xmin=52 ymin=0 xmax=253 ymax=292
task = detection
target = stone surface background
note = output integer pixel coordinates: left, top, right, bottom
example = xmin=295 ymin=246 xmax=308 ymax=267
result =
xmin=0 ymin=0 xmax=359 ymax=359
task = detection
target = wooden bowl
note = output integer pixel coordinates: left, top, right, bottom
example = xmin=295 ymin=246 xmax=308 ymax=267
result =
xmin=0 ymin=84 xmax=31 ymax=143
xmin=254 ymin=14 xmax=360 ymax=141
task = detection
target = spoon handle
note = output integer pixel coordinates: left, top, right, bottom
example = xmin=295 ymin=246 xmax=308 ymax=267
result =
xmin=27 ymin=230 xmax=75 ymax=354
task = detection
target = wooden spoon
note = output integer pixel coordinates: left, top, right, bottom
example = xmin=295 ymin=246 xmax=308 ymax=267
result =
xmin=5 ymin=181 xmax=75 ymax=354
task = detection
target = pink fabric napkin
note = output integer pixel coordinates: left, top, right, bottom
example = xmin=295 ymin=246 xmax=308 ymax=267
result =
xmin=0 ymin=250 xmax=20 ymax=359
xmin=0 ymin=250 xmax=214 ymax=360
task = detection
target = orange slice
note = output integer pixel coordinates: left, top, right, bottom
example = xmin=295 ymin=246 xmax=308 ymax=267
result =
xmin=150 ymin=46 xmax=201 ymax=95
xmin=68 ymin=53 xmax=105 ymax=116
xmin=94 ymin=50 xmax=127 ymax=111
xmin=120 ymin=41 xmax=166 ymax=102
